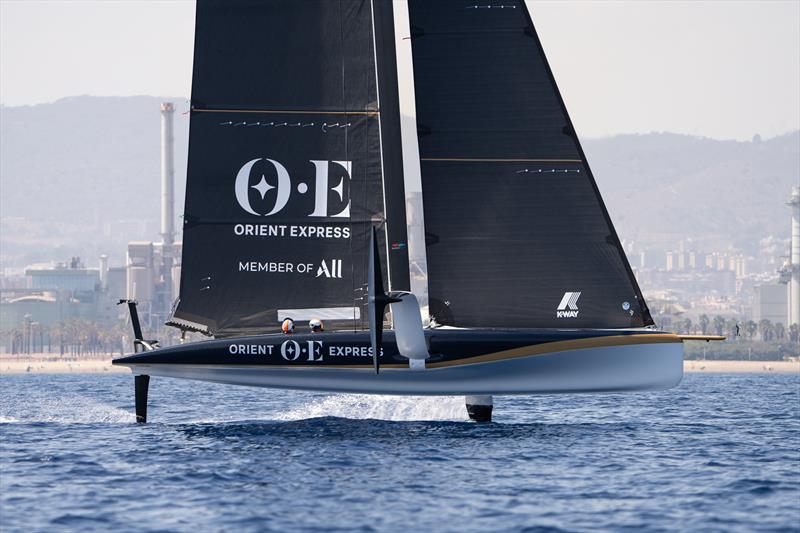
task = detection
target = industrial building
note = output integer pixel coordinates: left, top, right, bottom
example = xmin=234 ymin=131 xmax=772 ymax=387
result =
xmin=751 ymin=284 xmax=789 ymax=325
xmin=757 ymin=186 xmax=800 ymax=329
xmin=0 ymin=258 xmax=102 ymax=329
xmin=0 ymin=256 xmax=121 ymax=353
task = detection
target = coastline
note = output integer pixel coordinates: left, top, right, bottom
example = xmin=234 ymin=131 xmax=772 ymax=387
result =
xmin=1 ymin=355 xmax=798 ymax=375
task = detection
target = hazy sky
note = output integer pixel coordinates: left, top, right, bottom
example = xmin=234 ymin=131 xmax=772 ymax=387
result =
xmin=1 ymin=0 xmax=798 ymax=140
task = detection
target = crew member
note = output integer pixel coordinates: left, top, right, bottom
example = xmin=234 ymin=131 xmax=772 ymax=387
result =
xmin=309 ymin=318 xmax=324 ymax=333
xmin=281 ymin=318 xmax=295 ymax=334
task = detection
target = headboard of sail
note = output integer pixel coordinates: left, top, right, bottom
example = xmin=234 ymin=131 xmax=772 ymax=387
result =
xmin=170 ymin=0 xmax=388 ymax=336
xmin=407 ymin=0 xmax=654 ymax=329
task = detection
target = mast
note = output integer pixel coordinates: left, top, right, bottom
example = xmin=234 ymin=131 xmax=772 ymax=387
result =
xmin=392 ymin=0 xmax=430 ymax=325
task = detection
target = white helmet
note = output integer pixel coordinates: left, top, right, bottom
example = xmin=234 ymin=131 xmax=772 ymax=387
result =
xmin=309 ymin=318 xmax=323 ymax=332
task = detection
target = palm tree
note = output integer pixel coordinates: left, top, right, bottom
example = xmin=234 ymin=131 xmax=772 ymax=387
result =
xmin=712 ymin=315 xmax=726 ymax=336
xmin=789 ymin=323 xmax=799 ymax=343
xmin=775 ymin=322 xmax=786 ymax=341
xmin=758 ymin=319 xmax=773 ymax=342
xmin=699 ymin=314 xmax=710 ymax=335
xmin=744 ymin=320 xmax=758 ymax=339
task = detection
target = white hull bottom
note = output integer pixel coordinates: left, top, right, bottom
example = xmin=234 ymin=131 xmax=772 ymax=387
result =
xmin=120 ymin=342 xmax=684 ymax=395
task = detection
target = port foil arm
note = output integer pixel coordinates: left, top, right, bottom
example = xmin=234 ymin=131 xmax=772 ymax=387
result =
xmin=678 ymin=335 xmax=726 ymax=342
xmin=117 ymin=299 xmax=159 ymax=352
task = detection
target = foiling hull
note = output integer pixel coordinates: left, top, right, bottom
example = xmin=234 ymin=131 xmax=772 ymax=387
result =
xmin=113 ymin=330 xmax=684 ymax=395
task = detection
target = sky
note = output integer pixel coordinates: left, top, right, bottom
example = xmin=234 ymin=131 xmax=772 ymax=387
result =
xmin=1 ymin=0 xmax=798 ymax=141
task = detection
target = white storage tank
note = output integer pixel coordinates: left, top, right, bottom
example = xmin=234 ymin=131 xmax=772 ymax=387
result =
xmin=127 ymin=266 xmax=153 ymax=302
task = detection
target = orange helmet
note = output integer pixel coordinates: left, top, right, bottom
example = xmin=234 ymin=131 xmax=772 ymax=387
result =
xmin=281 ymin=318 xmax=295 ymax=334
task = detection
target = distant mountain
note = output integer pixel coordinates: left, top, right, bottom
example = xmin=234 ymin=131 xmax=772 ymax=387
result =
xmin=1 ymin=96 xmax=189 ymax=268
xmin=585 ymin=131 xmax=799 ymax=251
xmin=1 ymin=96 xmax=797 ymax=268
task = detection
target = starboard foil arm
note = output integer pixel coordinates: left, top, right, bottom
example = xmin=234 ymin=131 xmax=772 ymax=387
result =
xmin=368 ymin=227 xmax=429 ymax=373
xmin=386 ymin=292 xmax=428 ymax=362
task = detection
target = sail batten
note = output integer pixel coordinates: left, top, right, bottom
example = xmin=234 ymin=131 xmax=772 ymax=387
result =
xmin=193 ymin=109 xmax=380 ymax=115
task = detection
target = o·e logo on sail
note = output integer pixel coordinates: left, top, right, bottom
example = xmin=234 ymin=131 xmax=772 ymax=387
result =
xmin=234 ymin=158 xmax=352 ymax=218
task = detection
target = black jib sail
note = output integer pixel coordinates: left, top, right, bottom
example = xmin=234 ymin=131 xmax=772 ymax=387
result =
xmin=170 ymin=0 xmax=398 ymax=336
xmin=406 ymin=0 xmax=653 ymax=329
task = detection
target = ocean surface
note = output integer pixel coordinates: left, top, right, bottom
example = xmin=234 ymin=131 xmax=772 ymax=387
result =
xmin=1 ymin=372 xmax=798 ymax=532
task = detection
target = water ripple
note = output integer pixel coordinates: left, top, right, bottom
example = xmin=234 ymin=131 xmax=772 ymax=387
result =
xmin=0 ymin=373 xmax=798 ymax=532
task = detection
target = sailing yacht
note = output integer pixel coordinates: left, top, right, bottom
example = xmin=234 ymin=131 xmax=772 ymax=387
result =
xmin=114 ymin=0 xmax=696 ymax=422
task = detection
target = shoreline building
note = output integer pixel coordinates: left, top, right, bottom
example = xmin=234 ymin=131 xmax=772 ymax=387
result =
xmin=0 ymin=257 xmax=122 ymax=352
xmin=780 ymin=186 xmax=800 ymax=328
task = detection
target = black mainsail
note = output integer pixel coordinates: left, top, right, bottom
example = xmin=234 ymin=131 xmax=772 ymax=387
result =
xmin=170 ymin=0 xmax=652 ymax=337
xmin=171 ymin=0 xmax=396 ymax=336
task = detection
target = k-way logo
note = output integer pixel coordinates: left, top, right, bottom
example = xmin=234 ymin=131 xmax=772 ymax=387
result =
xmin=556 ymin=291 xmax=581 ymax=318
xmin=316 ymin=259 xmax=343 ymax=278
xmin=235 ymin=158 xmax=351 ymax=218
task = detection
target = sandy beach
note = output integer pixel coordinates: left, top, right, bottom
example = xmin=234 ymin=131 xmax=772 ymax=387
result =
xmin=0 ymin=356 xmax=129 ymax=375
xmin=1 ymin=355 xmax=798 ymax=375
xmin=683 ymin=360 xmax=799 ymax=374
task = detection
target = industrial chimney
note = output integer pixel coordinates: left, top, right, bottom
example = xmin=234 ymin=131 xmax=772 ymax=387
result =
xmin=789 ymin=186 xmax=800 ymax=328
xmin=160 ymin=102 xmax=175 ymax=247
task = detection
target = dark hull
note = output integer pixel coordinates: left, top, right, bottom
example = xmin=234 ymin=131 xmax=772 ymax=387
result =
xmin=112 ymin=329 xmax=684 ymax=395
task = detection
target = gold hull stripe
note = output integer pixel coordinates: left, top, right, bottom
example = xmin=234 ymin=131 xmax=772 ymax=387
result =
xmin=425 ymin=333 xmax=681 ymax=369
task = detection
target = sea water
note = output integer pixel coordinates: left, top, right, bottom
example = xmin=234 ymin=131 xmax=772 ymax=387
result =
xmin=0 ymin=373 xmax=798 ymax=532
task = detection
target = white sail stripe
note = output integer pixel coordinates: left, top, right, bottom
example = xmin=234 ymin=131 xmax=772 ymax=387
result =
xmin=557 ymin=292 xmax=572 ymax=311
xmin=569 ymin=291 xmax=581 ymax=310
xmin=393 ymin=0 xmax=430 ymax=326
xmin=278 ymin=308 xmax=361 ymax=321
